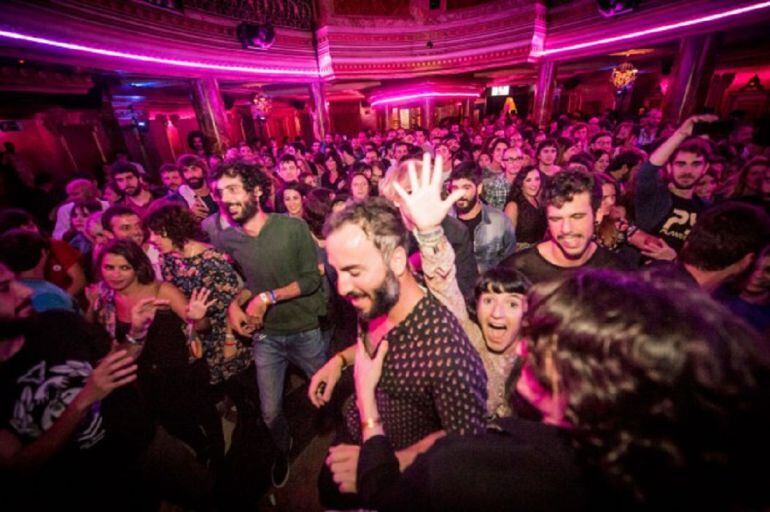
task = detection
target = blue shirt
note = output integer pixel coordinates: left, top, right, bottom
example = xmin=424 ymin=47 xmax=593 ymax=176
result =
xmin=21 ymin=279 xmax=77 ymax=313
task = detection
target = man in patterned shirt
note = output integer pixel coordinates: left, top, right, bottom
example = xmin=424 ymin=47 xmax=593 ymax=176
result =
xmin=315 ymin=196 xmax=487 ymax=506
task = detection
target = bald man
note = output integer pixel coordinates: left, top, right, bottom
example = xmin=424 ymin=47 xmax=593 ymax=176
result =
xmin=52 ymin=178 xmax=109 ymax=239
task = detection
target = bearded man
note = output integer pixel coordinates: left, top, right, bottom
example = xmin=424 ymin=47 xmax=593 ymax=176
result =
xmin=210 ymin=161 xmax=327 ymax=488
xmin=448 ymin=162 xmax=516 ymax=272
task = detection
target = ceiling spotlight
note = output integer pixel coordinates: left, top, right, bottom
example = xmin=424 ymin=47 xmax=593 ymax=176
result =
xmin=237 ymin=22 xmax=276 ymax=50
xmin=426 ymin=40 xmax=434 ymax=49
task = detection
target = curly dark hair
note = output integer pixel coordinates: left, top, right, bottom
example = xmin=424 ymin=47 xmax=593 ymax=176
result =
xmin=209 ymin=159 xmax=272 ymax=209
xmin=543 ymin=168 xmax=601 ymax=211
xmin=144 ymin=201 xmax=202 ymax=250
xmin=523 ymin=268 xmax=770 ymax=508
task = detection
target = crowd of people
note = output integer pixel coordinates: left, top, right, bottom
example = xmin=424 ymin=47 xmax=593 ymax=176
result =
xmin=1 ymin=107 xmax=769 ymax=510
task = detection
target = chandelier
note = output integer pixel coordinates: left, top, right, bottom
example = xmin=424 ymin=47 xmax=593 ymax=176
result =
xmin=251 ymin=89 xmax=273 ymax=119
xmin=610 ymin=62 xmax=638 ymax=90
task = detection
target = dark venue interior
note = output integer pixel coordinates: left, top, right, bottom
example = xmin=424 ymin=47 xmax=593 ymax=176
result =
xmin=1 ymin=1 xmax=769 ymax=511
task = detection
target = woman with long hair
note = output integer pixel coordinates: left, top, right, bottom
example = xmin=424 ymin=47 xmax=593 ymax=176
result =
xmin=503 ymin=165 xmax=547 ymax=251
xmin=321 ymin=151 xmax=347 ymax=191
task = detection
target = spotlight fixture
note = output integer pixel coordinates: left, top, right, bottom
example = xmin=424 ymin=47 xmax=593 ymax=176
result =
xmin=236 ymin=22 xmax=276 ymax=50
xmin=596 ymin=0 xmax=638 ymax=18
xmin=426 ymin=40 xmax=434 ymax=49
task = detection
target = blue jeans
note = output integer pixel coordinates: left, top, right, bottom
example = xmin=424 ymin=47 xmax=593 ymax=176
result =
xmin=253 ymin=327 xmax=327 ymax=453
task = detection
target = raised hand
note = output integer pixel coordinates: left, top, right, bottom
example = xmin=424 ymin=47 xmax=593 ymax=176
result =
xmin=392 ymin=152 xmax=465 ymax=234
xmin=77 ymin=350 xmax=138 ymax=407
xmin=186 ymin=288 xmax=215 ymax=321
xmin=130 ymin=297 xmax=170 ymax=336
xmin=678 ymin=114 xmax=719 ymax=137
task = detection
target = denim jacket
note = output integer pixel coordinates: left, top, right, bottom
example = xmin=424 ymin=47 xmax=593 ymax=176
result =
xmin=452 ymin=204 xmax=517 ymax=273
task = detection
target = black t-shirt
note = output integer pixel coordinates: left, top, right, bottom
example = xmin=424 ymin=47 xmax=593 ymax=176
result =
xmin=0 ymin=311 xmax=154 ymax=469
xmin=500 ymin=244 xmax=627 ymax=284
xmin=458 ymin=211 xmax=483 ymax=247
xmin=655 ymin=193 xmax=702 ymax=253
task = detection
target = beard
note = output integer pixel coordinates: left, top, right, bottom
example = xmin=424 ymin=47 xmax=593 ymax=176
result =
xmin=348 ymin=269 xmax=400 ymax=321
xmin=225 ymin=195 xmax=259 ymax=225
xmin=672 ymin=173 xmax=698 ymax=190
xmin=186 ymin=177 xmax=204 ymax=190
xmin=124 ymin=185 xmax=141 ymax=197
xmin=454 ymin=193 xmax=478 ymax=215
xmin=555 ymin=233 xmax=590 ymax=260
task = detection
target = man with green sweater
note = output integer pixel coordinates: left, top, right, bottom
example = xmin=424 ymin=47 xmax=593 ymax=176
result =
xmin=211 ymin=161 xmax=326 ymax=488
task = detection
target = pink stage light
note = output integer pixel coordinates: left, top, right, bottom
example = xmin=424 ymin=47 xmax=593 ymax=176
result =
xmin=370 ymin=92 xmax=480 ymax=107
xmin=534 ymin=1 xmax=770 ymax=57
xmin=0 ymin=29 xmax=319 ymax=77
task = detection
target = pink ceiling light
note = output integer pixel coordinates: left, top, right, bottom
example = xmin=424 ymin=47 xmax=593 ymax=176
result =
xmin=0 ymin=29 xmax=319 ymax=77
xmin=371 ymin=92 xmax=480 ymax=107
xmin=534 ymin=1 xmax=770 ymax=57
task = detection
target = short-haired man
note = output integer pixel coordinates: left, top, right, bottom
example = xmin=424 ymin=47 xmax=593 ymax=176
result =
xmin=315 ymin=197 xmax=487 ymax=504
xmin=159 ymin=164 xmax=183 ymax=193
xmin=635 ymin=115 xmax=716 ymax=254
xmin=448 ymin=162 xmax=516 ymax=273
xmin=654 ymin=202 xmax=770 ymax=294
xmin=211 ymin=161 xmax=327 ymax=488
xmin=501 ymin=169 xmax=626 ymax=284
xmin=535 ymin=139 xmax=562 ymax=177
xmin=101 ymin=205 xmax=162 ymax=279
xmin=0 ymin=264 xmax=215 ymax=510
xmin=110 ymin=162 xmax=159 ymax=217
xmin=590 ymin=131 xmax=613 ymax=153
xmin=176 ymin=154 xmax=219 ymax=221
xmin=0 ymin=230 xmax=77 ymax=313
xmin=277 ymin=154 xmax=301 ymax=185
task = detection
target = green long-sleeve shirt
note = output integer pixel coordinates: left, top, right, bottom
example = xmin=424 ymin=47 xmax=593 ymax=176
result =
xmin=214 ymin=214 xmax=326 ymax=335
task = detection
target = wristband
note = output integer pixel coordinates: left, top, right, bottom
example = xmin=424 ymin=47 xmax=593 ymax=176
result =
xmin=336 ymin=352 xmax=349 ymax=371
xmin=224 ymin=334 xmax=237 ymax=347
xmin=269 ymin=290 xmax=277 ymax=304
xmin=361 ymin=417 xmax=382 ymax=431
xmin=125 ymin=333 xmax=146 ymax=345
xmin=258 ymin=292 xmax=271 ymax=305
xmin=413 ymin=226 xmax=444 ymax=246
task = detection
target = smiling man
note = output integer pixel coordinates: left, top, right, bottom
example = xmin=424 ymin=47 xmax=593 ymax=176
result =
xmin=315 ymin=197 xmax=486 ymax=506
xmin=501 ymin=169 xmax=626 ymax=284
xmin=209 ymin=160 xmax=326 ymax=488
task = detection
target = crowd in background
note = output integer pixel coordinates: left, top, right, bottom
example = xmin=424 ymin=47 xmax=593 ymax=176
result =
xmin=1 ymin=104 xmax=769 ymax=511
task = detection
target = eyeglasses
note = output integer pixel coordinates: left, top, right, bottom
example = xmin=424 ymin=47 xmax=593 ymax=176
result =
xmin=504 ymin=157 xmax=524 ymax=162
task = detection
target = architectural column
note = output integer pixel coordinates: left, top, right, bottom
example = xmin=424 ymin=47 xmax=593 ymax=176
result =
xmin=190 ymin=77 xmax=230 ymax=153
xmin=533 ymin=60 xmax=556 ymax=129
xmin=705 ymin=73 xmax=736 ymax=113
xmin=309 ymin=81 xmax=330 ymax=142
xmin=424 ymin=98 xmax=435 ymax=130
xmin=662 ymin=34 xmax=718 ymax=123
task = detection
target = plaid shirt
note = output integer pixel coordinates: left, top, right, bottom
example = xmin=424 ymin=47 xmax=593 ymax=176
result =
xmin=482 ymin=173 xmax=510 ymax=211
